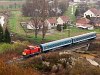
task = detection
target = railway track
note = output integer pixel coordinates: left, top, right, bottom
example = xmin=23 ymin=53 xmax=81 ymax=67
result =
xmin=7 ymin=34 xmax=100 ymax=63
xmin=54 ymin=39 xmax=94 ymax=52
xmin=96 ymin=34 xmax=100 ymax=39
xmin=6 ymin=39 xmax=95 ymax=64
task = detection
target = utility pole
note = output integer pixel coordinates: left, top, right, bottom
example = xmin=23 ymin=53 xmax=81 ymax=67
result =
xmin=67 ymin=21 xmax=70 ymax=37
xmin=61 ymin=25 xmax=64 ymax=32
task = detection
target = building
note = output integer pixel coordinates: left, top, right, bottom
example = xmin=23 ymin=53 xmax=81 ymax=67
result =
xmin=57 ymin=16 xmax=70 ymax=25
xmin=73 ymin=0 xmax=86 ymax=3
xmin=73 ymin=0 xmax=98 ymax=3
xmin=76 ymin=17 xmax=93 ymax=30
xmin=22 ymin=17 xmax=57 ymax=30
xmin=45 ymin=17 xmax=57 ymax=29
xmin=84 ymin=8 xmax=100 ymax=17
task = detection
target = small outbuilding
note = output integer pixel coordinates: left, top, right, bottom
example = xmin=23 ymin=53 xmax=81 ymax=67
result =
xmin=76 ymin=17 xmax=94 ymax=30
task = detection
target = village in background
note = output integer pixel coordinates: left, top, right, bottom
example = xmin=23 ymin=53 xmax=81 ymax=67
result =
xmin=0 ymin=0 xmax=100 ymax=75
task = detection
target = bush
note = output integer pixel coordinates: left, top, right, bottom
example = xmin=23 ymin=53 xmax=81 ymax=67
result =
xmin=70 ymin=61 xmax=100 ymax=75
xmin=63 ymin=24 xmax=67 ymax=29
xmin=57 ymin=25 xmax=62 ymax=31
xmin=0 ymin=58 xmax=40 ymax=75
xmin=0 ymin=41 xmax=30 ymax=54
xmin=57 ymin=24 xmax=67 ymax=31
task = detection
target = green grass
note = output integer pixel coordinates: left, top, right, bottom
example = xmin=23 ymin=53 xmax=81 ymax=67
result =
xmin=28 ymin=26 xmax=100 ymax=44
xmin=9 ymin=11 xmax=25 ymax=35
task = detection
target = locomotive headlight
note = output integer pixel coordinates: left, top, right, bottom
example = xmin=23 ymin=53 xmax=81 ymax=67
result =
xmin=22 ymin=52 xmax=26 ymax=55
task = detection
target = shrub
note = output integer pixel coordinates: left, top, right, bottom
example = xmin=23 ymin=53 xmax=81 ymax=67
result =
xmin=0 ymin=41 xmax=30 ymax=54
xmin=70 ymin=61 xmax=100 ymax=75
xmin=0 ymin=58 xmax=40 ymax=75
xmin=4 ymin=27 xmax=11 ymax=43
xmin=63 ymin=24 xmax=67 ymax=29
xmin=57 ymin=25 xmax=62 ymax=31
xmin=57 ymin=24 xmax=67 ymax=31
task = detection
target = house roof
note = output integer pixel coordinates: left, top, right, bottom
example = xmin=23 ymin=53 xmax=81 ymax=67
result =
xmin=60 ymin=16 xmax=70 ymax=22
xmin=47 ymin=17 xmax=57 ymax=24
xmin=89 ymin=8 xmax=100 ymax=15
xmin=76 ymin=17 xmax=90 ymax=25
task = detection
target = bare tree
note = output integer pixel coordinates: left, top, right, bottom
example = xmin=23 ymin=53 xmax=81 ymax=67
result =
xmin=41 ymin=0 xmax=48 ymax=39
xmin=22 ymin=0 xmax=48 ymax=39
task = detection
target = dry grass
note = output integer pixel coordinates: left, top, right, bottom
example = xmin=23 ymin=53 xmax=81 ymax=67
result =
xmin=0 ymin=58 xmax=40 ymax=75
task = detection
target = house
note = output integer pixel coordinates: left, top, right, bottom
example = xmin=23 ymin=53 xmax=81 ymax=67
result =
xmin=57 ymin=16 xmax=70 ymax=25
xmin=86 ymin=0 xmax=98 ymax=3
xmin=22 ymin=17 xmax=57 ymax=30
xmin=73 ymin=0 xmax=87 ymax=3
xmin=84 ymin=8 xmax=100 ymax=17
xmin=26 ymin=21 xmax=35 ymax=30
xmin=76 ymin=17 xmax=94 ymax=30
xmin=45 ymin=17 xmax=57 ymax=29
xmin=73 ymin=0 xmax=98 ymax=3
xmin=22 ymin=21 xmax=43 ymax=30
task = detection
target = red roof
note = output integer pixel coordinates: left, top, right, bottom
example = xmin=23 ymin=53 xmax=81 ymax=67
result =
xmin=47 ymin=17 xmax=57 ymax=24
xmin=60 ymin=16 xmax=70 ymax=22
xmin=89 ymin=8 xmax=100 ymax=15
xmin=76 ymin=18 xmax=90 ymax=25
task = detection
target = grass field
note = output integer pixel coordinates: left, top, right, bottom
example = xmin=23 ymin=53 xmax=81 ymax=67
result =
xmin=9 ymin=11 xmax=25 ymax=34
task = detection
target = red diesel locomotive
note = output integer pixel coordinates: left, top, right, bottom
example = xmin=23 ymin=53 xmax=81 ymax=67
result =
xmin=22 ymin=46 xmax=40 ymax=56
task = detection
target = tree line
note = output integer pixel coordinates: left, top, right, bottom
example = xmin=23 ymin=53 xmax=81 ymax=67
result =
xmin=0 ymin=24 xmax=11 ymax=43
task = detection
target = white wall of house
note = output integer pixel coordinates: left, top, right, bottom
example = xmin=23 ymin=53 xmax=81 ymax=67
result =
xmin=0 ymin=16 xmax=5 ymax=27
xmin=46 ymin=20 xmax=52 ymax=29
xmin=73 ymin=0 xmax=86 ymax=2
xmin=27 ymin=24 xmax=35 ymax=30
xmin=73 ymin=0 xmax=80 ymax=2
xmin=57 ymin=17 xmax=64 ymax=25
xmin=46 ymin=20 xmax=57 ymax=29
xmin=84 ymin=10 xmax=98 ymax=17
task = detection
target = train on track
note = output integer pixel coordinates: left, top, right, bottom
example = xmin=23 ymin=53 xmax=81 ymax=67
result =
xmin=22 ymin=32 xmax=96 ymax=57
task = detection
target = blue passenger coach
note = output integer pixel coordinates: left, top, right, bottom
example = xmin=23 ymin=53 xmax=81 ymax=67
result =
xmin=72 ymin=32 xmax=96 ymax=43
xmin=40 ymin=38 xmax=72 ymax=52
